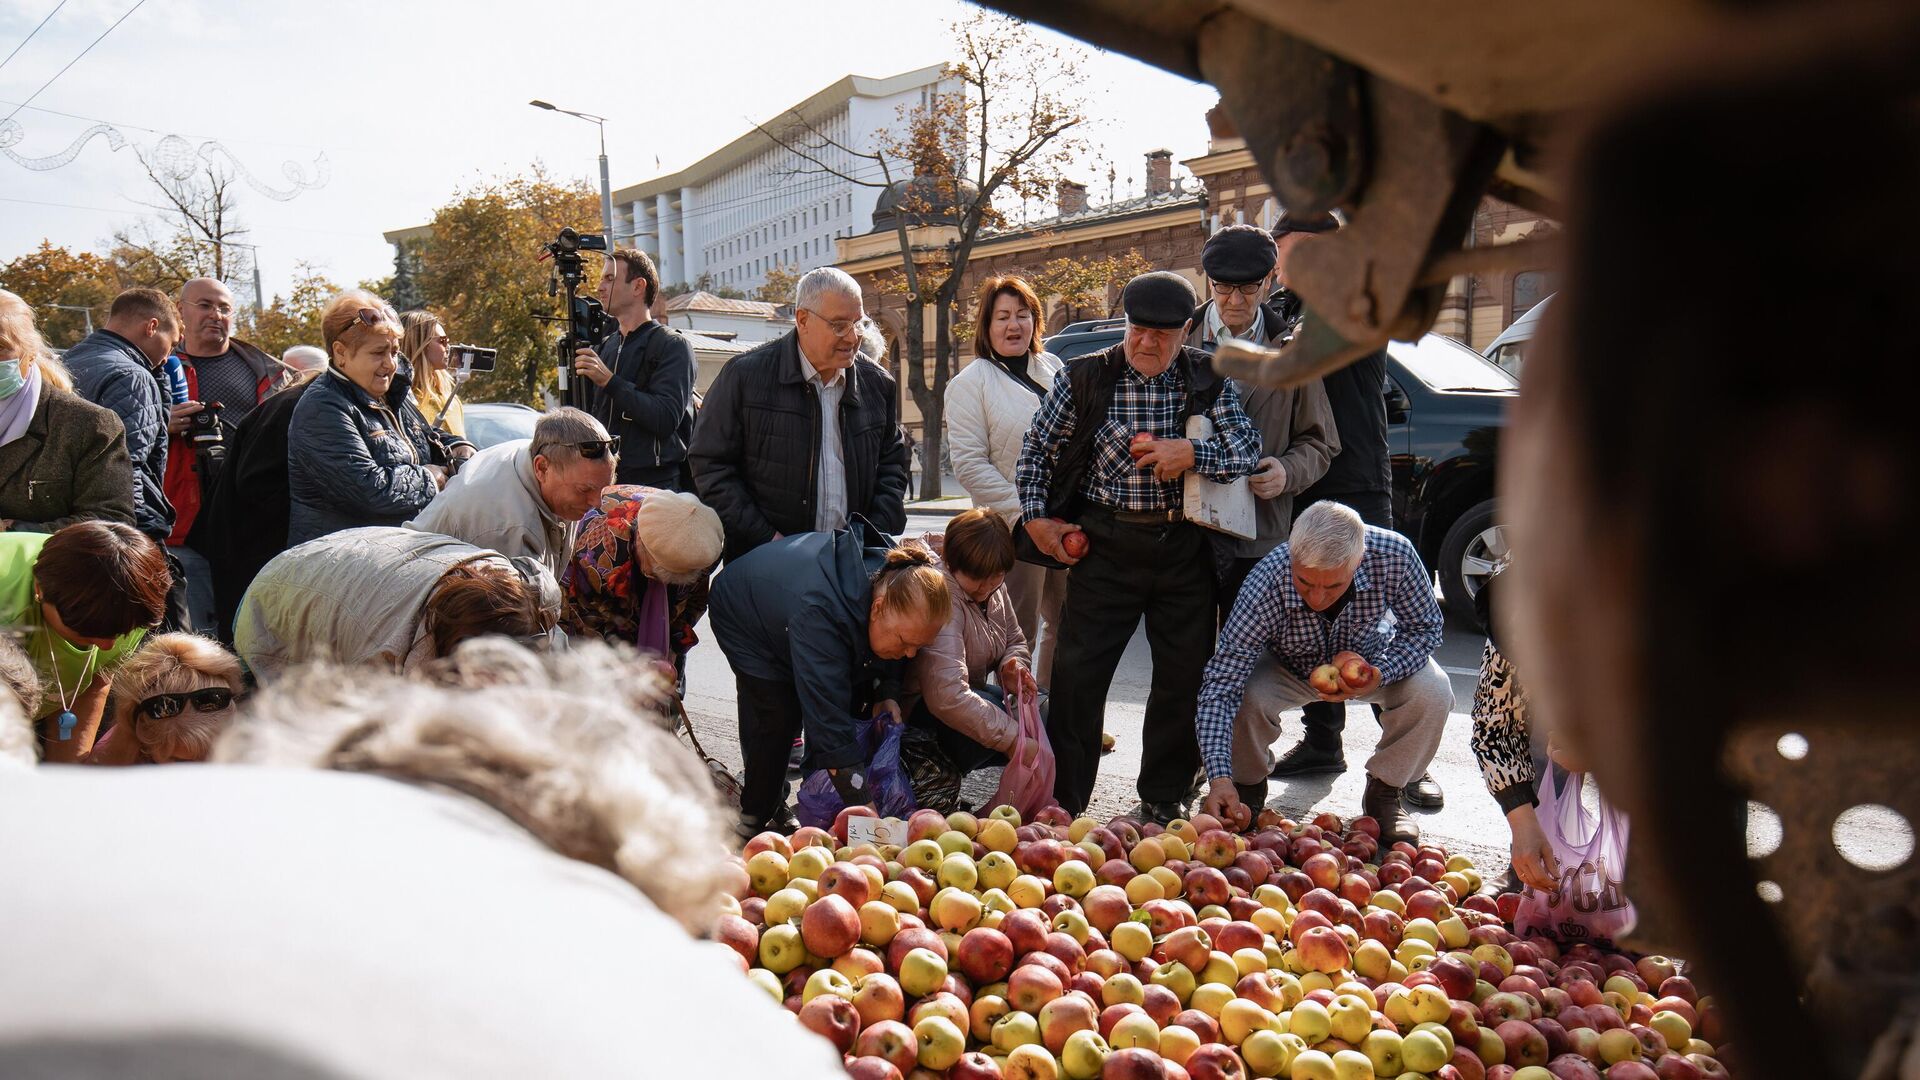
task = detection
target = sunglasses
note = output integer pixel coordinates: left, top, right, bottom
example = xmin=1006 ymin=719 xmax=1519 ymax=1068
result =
xmin=135 ymin=687 xmax=234 ymax=720
xmin=572 ymin=437 xmax=621 ymax=459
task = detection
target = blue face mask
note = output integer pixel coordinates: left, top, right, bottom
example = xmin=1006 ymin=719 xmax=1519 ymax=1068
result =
xmin=0 ymin=359 xmax=23 ymax=400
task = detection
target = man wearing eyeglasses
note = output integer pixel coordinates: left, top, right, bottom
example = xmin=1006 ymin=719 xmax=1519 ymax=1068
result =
xmin=688 ymin=266 xmax=909 ymax=564
xmin=1013 ymin=270 xmax=1262 ymax=823
xmin=1184 ymin=224 xmax=1339 ymax=617
xmin=572 ymin=249 xmax=696 ymax=491
xmin=407 ymin=407 xmax=618 ymax=582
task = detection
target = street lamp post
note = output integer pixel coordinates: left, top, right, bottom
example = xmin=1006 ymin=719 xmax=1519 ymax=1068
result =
xmin=530 ymin=99 xmax=616 ymax=248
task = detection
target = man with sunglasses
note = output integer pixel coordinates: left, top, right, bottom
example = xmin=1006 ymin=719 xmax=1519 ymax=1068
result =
xmin=1184 ymin=224 xmax=1339 ymax=616
xmin=573 ymin=249 xmax=696 ymax=490
xmin=689 ymin=266 xmax=909 ymax=564
xmin=407 ymin=407 xmax=618 ymax=582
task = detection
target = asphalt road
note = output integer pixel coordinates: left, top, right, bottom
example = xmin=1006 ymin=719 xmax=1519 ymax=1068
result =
xmin=681 ymin=511 xmax=1914 ymax=879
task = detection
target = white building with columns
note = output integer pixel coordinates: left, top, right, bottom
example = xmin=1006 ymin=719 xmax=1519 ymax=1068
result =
xmin=614 ymin=64 xmax=951 ymax=295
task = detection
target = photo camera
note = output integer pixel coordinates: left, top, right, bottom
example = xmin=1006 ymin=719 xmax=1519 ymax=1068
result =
xmin=451 ymin=345 xmax=498 ymax=372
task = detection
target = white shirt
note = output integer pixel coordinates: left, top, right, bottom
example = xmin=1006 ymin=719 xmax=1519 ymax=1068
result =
xmin=800 ymin=345 xmax=848 ymax=532
xmin=1204 ymin=300 xmax=1264 ymax=348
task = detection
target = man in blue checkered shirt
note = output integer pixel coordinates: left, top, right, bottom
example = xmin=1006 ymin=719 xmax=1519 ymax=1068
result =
xmin=1014 ymin=271 xmax=1260 ymax=822
xmin=1193 ymin=500 xmax=1453 ymax=843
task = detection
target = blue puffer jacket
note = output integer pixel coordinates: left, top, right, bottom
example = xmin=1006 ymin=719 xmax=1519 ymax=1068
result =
xmin=286 ymin=361 xmax=466 ymax=546
xmin=64 ymin=329 xmax=174 ymax=541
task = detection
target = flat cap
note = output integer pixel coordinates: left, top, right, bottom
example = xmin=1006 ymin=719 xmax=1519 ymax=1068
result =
xmin=1201 ymin=224 xmax=1278 ymax=284
xmin=1271 ymin=209 xmax=1341 ymax=239
xmin=1121 ymin=271 xmax=1198 ymax=330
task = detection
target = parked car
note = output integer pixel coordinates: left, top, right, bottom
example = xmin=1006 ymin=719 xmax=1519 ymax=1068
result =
xmin=1040 ymin=326 xmax=1514 ymax=627
xmin=1482 ymin=293 xmax=1553 ymax=378
xmin=462 ymin=402 xmax=539 ymax=449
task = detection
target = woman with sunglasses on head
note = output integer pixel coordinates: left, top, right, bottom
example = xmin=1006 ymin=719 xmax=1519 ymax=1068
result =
xmin=83 ymin=634 xmax=243 ymax=765
xmin=286 ymin=292 xmax=472 ymax=547
xmin=0 ymin=520 xmax=170 ymax=762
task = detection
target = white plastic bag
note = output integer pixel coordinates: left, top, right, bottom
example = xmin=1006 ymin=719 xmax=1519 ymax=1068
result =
xmin=1514 ymin=767 xmax=1638 ymax=949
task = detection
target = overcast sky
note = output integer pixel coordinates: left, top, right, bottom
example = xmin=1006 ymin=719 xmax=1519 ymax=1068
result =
xmin=0 ymin=0 xmax=1219 ymax=299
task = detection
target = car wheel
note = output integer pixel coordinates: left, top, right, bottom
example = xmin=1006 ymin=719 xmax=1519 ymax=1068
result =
xmin=1438 ymin=498 xmax=1506 ymax=628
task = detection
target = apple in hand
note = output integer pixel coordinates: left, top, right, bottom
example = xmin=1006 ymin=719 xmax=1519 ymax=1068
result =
xmin=1339 ymin=657 xmax=1379 ymax=692
xmin=1130 ymin=431 xmax=1156 ymax=456
xmin=1063 ymin=529 xmax=1090 ymax=559
xmin=1310 ymin=664 xmax=1345 ymax=695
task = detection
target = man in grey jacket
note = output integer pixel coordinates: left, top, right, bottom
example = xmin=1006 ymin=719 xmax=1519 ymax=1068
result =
xmin=406 ymin=407 xmax=616 ymax=582
xmin=1185 ymin=225 xmax=1339 ymax=616
xmin=64 ymin=288 xmax=192 ymax=630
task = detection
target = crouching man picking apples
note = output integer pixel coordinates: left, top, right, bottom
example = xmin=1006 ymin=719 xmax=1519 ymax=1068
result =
xmin=1194 ymin=500 xmax=1452 ymax=843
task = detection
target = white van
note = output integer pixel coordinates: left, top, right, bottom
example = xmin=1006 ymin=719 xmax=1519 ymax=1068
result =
xmin=1482 ymin=293 xmax=1553 ymax=378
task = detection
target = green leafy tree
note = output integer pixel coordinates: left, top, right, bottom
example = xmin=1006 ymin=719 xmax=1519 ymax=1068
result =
xmin=412 ymin=167 xmax=601 ymax=404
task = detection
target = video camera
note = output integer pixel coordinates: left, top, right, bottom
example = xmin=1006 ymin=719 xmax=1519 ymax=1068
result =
xmin=543 ymin=226 xmax=612 ymax=409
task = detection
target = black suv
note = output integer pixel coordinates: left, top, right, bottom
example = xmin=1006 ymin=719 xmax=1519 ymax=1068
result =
xmin=1042 ymin=328 xmax=1514 ymax=626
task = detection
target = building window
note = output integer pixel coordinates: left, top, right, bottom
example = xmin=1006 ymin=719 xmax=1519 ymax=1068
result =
xmin=1511 ymin=270 xmax=1553 ymax=320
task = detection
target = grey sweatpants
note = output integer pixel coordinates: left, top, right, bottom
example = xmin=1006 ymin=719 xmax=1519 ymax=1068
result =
xmin=1230 ymin=656 xmax=1454 ymax=789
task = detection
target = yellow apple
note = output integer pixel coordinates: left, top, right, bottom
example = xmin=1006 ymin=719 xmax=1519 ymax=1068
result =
xmin=881 ymin=880 xmax=920 ymax=913
xmin=1060 ymin=1028 xmax=1111 ymax=1080
xmin=902 ymin=839 xmax=944 ymax=872
xmin=1160 ymin=1023 xmax=1201 ymax=1065
xmin=939 ymin=852 xmax=980 ymax=891
xmin=746 ymin=850 xmax=789 ymax=896
xmin=859 ymin=900 xmax=900 ymax=947
xmin=1242 ymin=1028 xmax=1298 ymax=1077
xmin=979 ymin=819 xmax=1019 ymax=854
xmin=1220 ymin=997 xmax=1276 ymax=1045
xmin=992 ymin=1009 xmax=1042 ymax=1051
xmin=763 ymin=887 xmax=809 ymax=928
xmin=1109 ymin=1011 xmax=1160 ymax=1051
xmin=1291 ymin=1049 xmax=1338 ymax=1080
xmin=1126 ymin=873 xmax=1166 ymax=906
xmin=898 ymin=947 xmax=948 ymax=997
xmin=1009 ymin=874 xmax=1049 ymax=909
xmin=1234 ymin=948 xmax=1270 ymax=976
xmin=1332 ymin=1048 xmax=1376 ymax=1080
xmin=1003 ymin=1043 xmax=1059 ymax=1080
xmin=1054 ymin=859 xmax=1097 ymax=899
xmin=788 ymin=846 xmax=832 ymax=882
xmin=914 ymin=1014 xmax=966 ymax=1070
xmin=1111 ymin=921 xmax=1154 ymax=962
xmin=1190 ymin=981 xmax=1237 ymax=1018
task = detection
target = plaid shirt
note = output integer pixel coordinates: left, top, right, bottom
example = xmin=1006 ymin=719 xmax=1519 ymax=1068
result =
xmin=1015 ymin=355 xmax=1260 ymax=520
xmin=1195 ymin=526 xmax=1444 ymax=779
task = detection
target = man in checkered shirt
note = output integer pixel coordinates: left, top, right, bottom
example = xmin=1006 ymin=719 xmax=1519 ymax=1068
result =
xmin=1194 ymin=499 xmax=1452 ymax=843
xmin=1015 ymin=271 xmax=1260 ymax=822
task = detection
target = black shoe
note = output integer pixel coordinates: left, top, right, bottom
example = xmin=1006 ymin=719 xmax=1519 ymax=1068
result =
xmin=1479 ymin=865 xmax=1525 ymax=897
xmin=1139 ymin=800 xmax=1186 ymax=826
xmin=1404 ymin=771 xmax=1445 ymax=810
xmin=735 ymin=804 xmax=797 ymax=843
xmin=1269 ymin=740 xmax=1347 ymax=779
xmin=1362 ymin=775 xmax=1420 ymax=846
xmin=1235 ymin=782 xmax=1268 ymax=812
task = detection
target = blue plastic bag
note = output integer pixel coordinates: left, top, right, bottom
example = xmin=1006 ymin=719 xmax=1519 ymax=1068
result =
xmin=794 ymin=714 xmax=915 ymax=827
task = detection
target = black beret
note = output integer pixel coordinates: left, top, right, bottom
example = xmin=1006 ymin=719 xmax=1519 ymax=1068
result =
xmin=1121 ymin=271 xmax=1198 ymax=330
xmin=1271 ymin=209 xmax=1340 ymax=239
xmin=1201 ymin=224 xmax=1278 ymax=284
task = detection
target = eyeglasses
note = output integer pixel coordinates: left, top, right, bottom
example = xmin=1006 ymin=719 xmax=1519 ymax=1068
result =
xmin=135 ymin=687 xmax=234 ymax=720
xmin=801 ymin=308 xmax=871 ymax=338
xmin=1209 ymin=281 xmax=1268 ymax=299
xmin=573 ymin=437 xmax=622 ymax=459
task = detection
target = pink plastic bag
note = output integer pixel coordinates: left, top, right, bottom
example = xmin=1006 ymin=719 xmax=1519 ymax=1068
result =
xmin=1515 ymin=767 xmax=1638 ymax=950
xmin=987 ymin=691 xmax=1058 ymax=820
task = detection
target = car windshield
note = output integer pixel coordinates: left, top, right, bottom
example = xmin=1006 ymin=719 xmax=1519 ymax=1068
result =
xmin=464 ymin=406 xmax=539 ymax=449
xmin=1389 ymin=334 xmax=1518 ymax=392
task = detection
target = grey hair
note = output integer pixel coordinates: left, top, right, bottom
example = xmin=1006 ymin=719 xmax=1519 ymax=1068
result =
xmin=795 ymin=266 xmax=862 ymax=312
xmin=213 ymin=638 xmax=736 ymax=932
xmin=1291 ymin=500 xmax=1368 ymax=569
xmin=282 ymin=345 xmax=328 ymax=373
xmin=0 ymin=635 xmax=40 ymax=767
xmin=530 ymin=407 xmax=614 ymax=468
xmin=856 ymin=319 xmax=888 ymax=365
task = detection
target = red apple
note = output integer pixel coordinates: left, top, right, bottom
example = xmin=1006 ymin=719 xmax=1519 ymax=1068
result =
xmin=1295 ymin=926 xmax=1350 ymax=973
xmin=801 ymin=894 xmax=861 ymax=958
xmin=1141 ymin=982 xmax=1182 ymax=1024
xmin=1309 ymin=664 xmax=1344 ymax=695
xmin=1063 ymin=530 xmax=1090 ymax=559
xmin=1162 ymin=926 xmax=1214 ymax=973
xmin=1497 ymin=1020 xmax=1550 ymax=1068
xmin=1184 ymin=1042 xmax=1248 ymax=1080
xmin=852 ymin=972 xmax=906 ymax=1025
xmin=1105 ymin=1046 xmax=1170 ymax=1079
xmin=1547 ymin=1055 xmax=1603 ymax=1080
xmin=952 ymin=1051 xmax=1005 ymax=1080
xmin=1651 ymin=1056 xmax=1701 ymax=1080
xmin=956 ymin=927 xmax=1016 ymax=984
xmin=1168 ymin=1009 xmax=1221 ymax=1045
xmin=845 ymin=1057 xmax=905 ymax=1080
xmin=797 ymin=994 xmax=861 ymax=1053
xmin=1001 ymin=909 xmax=1051 ymax=957
xmin=1008 ymin=963 xmax=1066 ymax=1014
xmin=1607 ymin=1064 xmax=1659 ymax=1080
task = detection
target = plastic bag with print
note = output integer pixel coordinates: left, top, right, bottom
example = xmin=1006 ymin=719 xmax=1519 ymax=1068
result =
xmin=1514 ymin=766 xmax=1638 ymax=949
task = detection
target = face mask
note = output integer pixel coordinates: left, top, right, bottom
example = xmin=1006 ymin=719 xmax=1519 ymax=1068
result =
xmin=0 ymin=359 xmax=23 ymax=399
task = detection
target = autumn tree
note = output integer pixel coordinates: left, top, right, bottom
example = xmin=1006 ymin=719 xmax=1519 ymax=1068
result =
xmin=411 ymin=167 xmax=601 ymax=404
xmin=240 ymin=263 xmax=341 ymax=358
xmin=950 ymin=249 xmax=1152 ymax=345
xmin=0 ymin=241 xmax=122 ymax=350
xmin=754 ymin=263 xmax=803 ymax=306
xmin=761 ymin=11 xmax=1089 ymax=497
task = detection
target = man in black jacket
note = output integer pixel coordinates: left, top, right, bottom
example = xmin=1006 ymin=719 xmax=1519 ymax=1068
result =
xmin=1268 ymin=213 xmax=1445 ymax=810
xmin=64 ymin=287 xmax=192 ymax=630
xmin=574 ymin=249 xmax=695 ymax=490
xmin=688 ymin=267 xmax=910 ymax=564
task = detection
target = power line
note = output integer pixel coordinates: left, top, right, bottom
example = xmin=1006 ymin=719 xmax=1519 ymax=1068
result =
xmin=0 ymin=0 xmax=68 ymax=76
xmin=1 ymin=0 xmax=151 ymax=125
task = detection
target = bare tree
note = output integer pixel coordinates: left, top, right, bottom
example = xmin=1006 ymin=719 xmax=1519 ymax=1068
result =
xmin=756 ymin=11 xmax=1089 ymax=497
xmin=109 ymin=141 xmax=253 ymax=295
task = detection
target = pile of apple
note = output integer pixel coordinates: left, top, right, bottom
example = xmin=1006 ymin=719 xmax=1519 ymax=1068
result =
xmin=711 ymin=804 xmax=1733 ymax=1080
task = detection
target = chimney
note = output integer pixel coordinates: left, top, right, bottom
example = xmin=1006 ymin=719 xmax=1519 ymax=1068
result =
xmin=1057 ymin=179 xmax=1089 ymax=216
xmin=1145 ymin=149 xmax=1172 ymax=197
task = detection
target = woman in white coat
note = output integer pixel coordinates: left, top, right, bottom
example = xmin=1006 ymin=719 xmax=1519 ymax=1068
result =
xmin=944 ymin=276 xmax=1066 ymax=687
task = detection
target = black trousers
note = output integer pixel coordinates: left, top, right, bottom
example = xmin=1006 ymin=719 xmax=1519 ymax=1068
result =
xmin=1294 ymin=490 xmax=1394 ymax=746
xmin=1047 ymin=511 xmax=1215 ymax=812
xmin=159 ymin=547 xmax=193 ymax=635
xmin=616 ymin=461 xmax=686 ymax=491
xmin=1217 ymin=555 xmax=1262 ymax=624
xmin=908 ymin=684 xmax=1011 ymax=775
xmin=735 ymin=670 xmax=805 ymax=826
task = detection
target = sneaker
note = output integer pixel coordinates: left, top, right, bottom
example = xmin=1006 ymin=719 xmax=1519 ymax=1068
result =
xmin=787 ymin=736 xmax=805 ymax=775
xmin=1269 ymin=740 xmax=1347 ymax=779
xmin=1361 ymin=774 xmax=1420 ymax=845
xmin=1404 ymin=771 xmax=1445 ymax=810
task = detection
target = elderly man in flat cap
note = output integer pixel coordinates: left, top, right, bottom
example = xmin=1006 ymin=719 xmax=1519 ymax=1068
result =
xmin=1185 ymin=224 xmax=1340 ymax=616
xmin=1014 ymin=270 xmax=1261 ymax=822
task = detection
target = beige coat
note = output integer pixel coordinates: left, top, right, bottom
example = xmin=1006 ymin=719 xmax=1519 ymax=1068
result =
xmin=905 ymin=541 xmax=1032 ymax=752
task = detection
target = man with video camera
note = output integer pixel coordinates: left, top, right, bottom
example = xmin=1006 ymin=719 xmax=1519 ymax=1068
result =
xmin=571 ymin=249 xmax=696 ymax=491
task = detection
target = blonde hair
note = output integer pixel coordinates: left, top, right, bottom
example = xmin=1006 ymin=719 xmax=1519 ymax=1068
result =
xmin=215 ymin=638 xmax=737 ymax=933
xmin=872 ymin=545 xmax=952 ymax=626
xmin=111 ymin=633 xmax=245 ymax=762
xmin=320 ymin=290 xmax=402 ymax=358
xmin=0 ymin=289 xmax=51 ymax=377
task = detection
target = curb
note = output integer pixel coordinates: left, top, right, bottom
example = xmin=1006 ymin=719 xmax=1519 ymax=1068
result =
xmin=904 ymin=500 xmax=973 ymax=518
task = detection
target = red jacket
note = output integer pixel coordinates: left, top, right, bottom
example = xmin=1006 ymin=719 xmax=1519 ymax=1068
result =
xmin=164 ymin=338 xmax=289 ymax=546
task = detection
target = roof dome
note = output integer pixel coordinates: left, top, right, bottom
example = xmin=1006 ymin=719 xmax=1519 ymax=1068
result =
xmin=870 ymin=174 xmax=978 ymax=233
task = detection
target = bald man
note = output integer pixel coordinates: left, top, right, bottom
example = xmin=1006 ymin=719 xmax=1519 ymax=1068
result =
xmin=165 ymin=277 xmax=291 ymax=635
